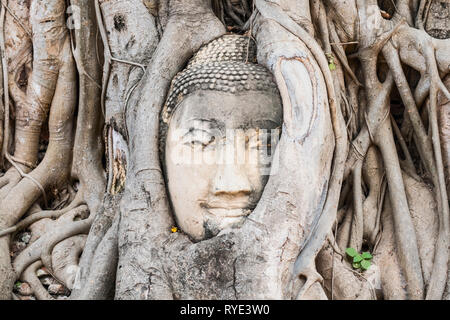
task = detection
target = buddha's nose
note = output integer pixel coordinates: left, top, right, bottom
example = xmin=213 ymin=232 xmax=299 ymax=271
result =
xmin=212 ymin=164 xmax=252 ymax=196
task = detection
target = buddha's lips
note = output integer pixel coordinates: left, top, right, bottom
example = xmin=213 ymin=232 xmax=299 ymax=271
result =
xmin=200 ymin=199 xmax=256 ymax=218
xmin=205 ymin=207 xmax=252 ymax=218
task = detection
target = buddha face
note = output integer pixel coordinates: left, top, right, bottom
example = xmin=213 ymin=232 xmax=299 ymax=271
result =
xmin=165 ymin=90 xmax=282 ymax=241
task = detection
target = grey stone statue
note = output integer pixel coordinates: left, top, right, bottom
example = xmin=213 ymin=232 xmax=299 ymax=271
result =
xmin=161 ymin=34 xmax=283 ymax=241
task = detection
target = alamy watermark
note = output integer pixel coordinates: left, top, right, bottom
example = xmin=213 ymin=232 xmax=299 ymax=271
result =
xmin=167 ymin=128 xmax=281 ymax=175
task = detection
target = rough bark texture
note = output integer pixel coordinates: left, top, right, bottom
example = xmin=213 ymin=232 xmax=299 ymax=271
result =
xmin=0 ymin=0 xmax=449 ymax=300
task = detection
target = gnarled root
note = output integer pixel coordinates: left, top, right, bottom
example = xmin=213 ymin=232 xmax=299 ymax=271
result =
xmin=13 ymin=208 xmax=89 ymax=299
xmin=0 ymin=33 xmax=76 ymax=298
xmin=437 ymin=76 xmax=450 ymax=195
xmin=72 ymin=216 xmax=118 ymax=300
xmin=21 ymin=261 xmax=53 ymax=300
xmin=13 ymin=207 xmax=91 ymax=281
xmin=11 ymin=0 xmax=67 ymax=171
xmin=52 ymin=235 xmax=87 ymax=290
xmin=294 ymin=263 xmax=324 ymax=300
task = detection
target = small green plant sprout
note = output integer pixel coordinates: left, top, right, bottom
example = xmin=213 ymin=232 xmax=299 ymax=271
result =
xmin=345 ymin=248 xmax=373 ymax=271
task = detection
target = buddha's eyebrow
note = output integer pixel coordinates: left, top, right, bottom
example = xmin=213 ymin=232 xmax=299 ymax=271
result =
xmin=181 ymin=128 xmax=212 ymax=138
xmin=180 ymin=118 xmax=224 ymax=137
xmin=184 ymin=118 xmax=224 ymax=129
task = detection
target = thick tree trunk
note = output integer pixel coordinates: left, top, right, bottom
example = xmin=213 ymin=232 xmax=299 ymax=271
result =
xmin=0 ymin=0 xmax=449 ymax=300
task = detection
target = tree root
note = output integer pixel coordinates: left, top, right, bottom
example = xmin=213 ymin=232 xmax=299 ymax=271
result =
xmin=0 ymin=33 xmax=77 ymax=298
xmin=11 ymin=0 xmax=68 ymax=169
xmin=437 ymin=76 xmax=450 ymax=195
xmin=52 ymin=235 xmax=87 ymax=290
xmin=295 ymin=263 xmax=324 ymax=300
xmin=252 ymin=0 xmax=348 ymax=289
xmin=71 ymin=195 xmax=119 ymax=299
xmin=0 ymin=200 xmax=86 ymax=238
xmin=13 ymin=211 xmax=92 ymax=281
xmin=0 ymin=0 xmax=447 ymax=301
xmin=73 ymin=216 xmax=118 ymax=300
xmin=350 ymin=160 xmax=364 ymax=251
xmin=424 ymin=64 xmax=449 ymax=299
xmin=376 ymin=120 xmax=424 ymax=299
xmin=21 ymin=261 xmax=53 ymax=300
xmin=379 ymin=21 xmax=449 ymax=300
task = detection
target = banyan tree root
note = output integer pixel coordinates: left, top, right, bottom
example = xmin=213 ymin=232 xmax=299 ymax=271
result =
xmin=79 ymin=0 xmax=450 ymax=300
xmin=308 ymin=0 xmax=449 ymax=300
xmin=67 ymin=0 xmax=106 ymax=292
xmin=17 ymin=232 xmax=87 ymax=300
xmin=247 ymin=0 xmax=449 ymax=299
xmin=0 ymin=0 xmax=97 ymax=299
xmin=9 ymin=209 xmax=90 ymax=298
xmin=0 ymin=0 xmax=105 ymax=300
xmin=10 ymin=0 xmax=68 ymax=171
xmin=335 ymin=148 xmax=438 ymax=299
xmin=1 ymin=0 xmax=450 ymax=300
xmin=0 ymin=35 xmax=77 ymax=299
xmin=71 ymin=0 xmax=159 ymax=298
xmin=51 ymin=235 xmax=87 ymax=290
xmin=438 ymin=76 xmax=450 ymax=194
xmin=21 ymin=261 xmax=53 ymax=300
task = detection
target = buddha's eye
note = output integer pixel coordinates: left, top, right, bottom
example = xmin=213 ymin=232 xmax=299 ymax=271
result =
xmin=248 ymin=130 xmax=273 ymax=156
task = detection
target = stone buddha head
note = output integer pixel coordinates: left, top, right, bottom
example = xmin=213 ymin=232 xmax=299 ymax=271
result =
xmin=162 ymin=35 xmax=283 ymax=241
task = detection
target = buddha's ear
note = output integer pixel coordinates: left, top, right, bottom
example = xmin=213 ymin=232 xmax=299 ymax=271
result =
xmin=273 ymin=57 xmax=318 ymax=143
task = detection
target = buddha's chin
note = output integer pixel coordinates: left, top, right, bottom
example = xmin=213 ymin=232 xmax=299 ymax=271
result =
xmin=217 ymin=216 xmax=245 ymax=228
xmin=207 ymin=208 xmax=251 ymax=227
xmin=201 ymin=208 xmax=251 ymax=239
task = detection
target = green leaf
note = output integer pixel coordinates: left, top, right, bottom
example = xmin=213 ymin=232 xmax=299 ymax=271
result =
xmin=352 ymin=262 xmax=361 ymax=269
xmin=346 ymin=247 xmax=358 ymax=257
xmin=353 ymin=254 xmax=363 ymax=263
xmin=329 ymin=62 xmax=336 ymax=71
xmin=361 ymin=260 xmax=371 ymax=270
xmin=362 ymin=252 xmax=373 ymax=260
